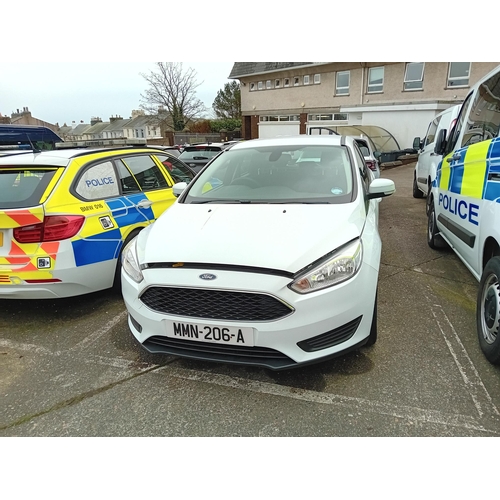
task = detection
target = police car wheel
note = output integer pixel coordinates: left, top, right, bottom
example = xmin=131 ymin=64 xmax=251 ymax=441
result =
xmin=427 ymin=200 xmax=446 ymax=250
xmin=365 ymin=292 xmax=378 ymax=347
xmin=413 ymin=174 xmax=423 ymax=199
xmin=477 ymin=257 xmax=500 ymax=365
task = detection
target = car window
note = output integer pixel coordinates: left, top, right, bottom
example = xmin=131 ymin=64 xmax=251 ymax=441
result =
xmin=353 ymin=143 xmax=371 ymax=192
xmin=0 ymin=168 xmax=57 ymax=208
xmin=121 ymin=155 xmax=169 ymax=191
xmin=460 ymin=72 xmax=500 ymax=148
xmin=425 ymin=116 xmax=441 ymax=146
xmin=184 ymin=144 xmax=354 ymax=204
xmin=116 ymin=160 xmax=141 ymax=194
xmin=75 ymin=160 xmax=120 ymax=201
xmin=156 ymin=154 xmax=195 ymax=184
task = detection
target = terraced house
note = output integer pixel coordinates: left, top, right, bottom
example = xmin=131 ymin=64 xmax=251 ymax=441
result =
xmin=229 ymin=62 xmax=500 ymax=149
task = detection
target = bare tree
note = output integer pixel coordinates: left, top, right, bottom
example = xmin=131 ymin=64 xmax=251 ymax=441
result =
xmin=140 ymin=62 xmax=207 ymax=132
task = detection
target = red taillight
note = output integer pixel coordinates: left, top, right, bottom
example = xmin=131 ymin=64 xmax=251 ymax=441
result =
xmin=13 ymin=215 xmax=85 ymax=243
xmin=366 ymin=160 xmax=376 ymax=171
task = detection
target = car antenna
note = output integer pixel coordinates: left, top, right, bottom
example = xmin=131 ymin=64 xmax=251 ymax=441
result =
xmin=26 ymin=133 xmax=41 ymax=154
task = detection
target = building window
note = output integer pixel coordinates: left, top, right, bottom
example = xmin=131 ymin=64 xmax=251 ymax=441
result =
xmin=334 ymin=113 xmax=348 ymax=121
xmin=448 ymin=62 xmax=471 ymax=87
xmin=250 ymin=82 xmax=255 ymax=91
xmin=314 ymin=74 xmax=321 ymax=84
xmin=308 ymin=113 xmax=349 ymax=121
xmin=266 ymin=80 xmax=272 ymax=89
xmin=294 ymin=77 xmax=300 ymax=86
xmin=303 ymin=75 xmax=310 ymax=85
xmin=367 ymin=66 xmax=384 ymax=93
xmin=284 ymin=78 xmax=290 ymax=87
xmin=258 ymin=81 xmax=263 ymax=90
xmin=336 ymin=71 xmax=350 ymax=95
xmin=260 ymin=115 xmax=300 ymax=122
xmin=404 ymin=62 xmax=424 ymax=91
xmin=275 ymin=79 xmax=281 ymax=88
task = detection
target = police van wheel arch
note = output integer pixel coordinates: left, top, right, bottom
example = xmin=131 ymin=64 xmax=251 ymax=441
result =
xmin=425 ymin=189 xmax=432 ymax=216
xmin=476 ymin=256 xmax=500 ymax=365
xmin=413 ymin=173 xmax=424 ymax=199
xmin=427 ymin=200 xmax=447 ymax=250
xmin=113 ymin=228 xmax=143 ymax=290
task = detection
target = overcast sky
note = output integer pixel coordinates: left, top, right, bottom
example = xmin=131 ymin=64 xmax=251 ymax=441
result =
xmin=0 ymin=62 xmax=235 ymax=126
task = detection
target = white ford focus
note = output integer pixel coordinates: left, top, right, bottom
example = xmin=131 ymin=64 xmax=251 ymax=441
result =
xmin=121 ymin=136 xmax=395 ymax=370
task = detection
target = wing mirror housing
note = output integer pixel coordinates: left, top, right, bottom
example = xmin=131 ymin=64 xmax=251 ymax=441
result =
xmin=172 ymin=182 xmax=188 ymax=198
xmin=367 ymin=178 xmax=396 ymax=200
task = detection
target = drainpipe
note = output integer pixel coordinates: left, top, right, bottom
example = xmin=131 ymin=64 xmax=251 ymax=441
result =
xmin=360 ymin=63 xmax=366 ymax=105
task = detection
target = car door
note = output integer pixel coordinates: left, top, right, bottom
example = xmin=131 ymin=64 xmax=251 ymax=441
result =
xmin=417 ymin=115 xmax=441 ymax=193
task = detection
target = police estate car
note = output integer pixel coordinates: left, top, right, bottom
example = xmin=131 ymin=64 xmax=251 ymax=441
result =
xmin=0 ymin=143 xmax=195 ymax=298
xmin=427 ymin=64 xmax=500 ymax=364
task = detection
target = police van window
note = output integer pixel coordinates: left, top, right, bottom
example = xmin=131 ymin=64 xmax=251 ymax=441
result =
xmin=425 ymin=116 xmax=441 ymax=146
xmin=121 ymin=155 xmax=168 ymax=191
xmin=116 ymin=160 xmax=141 ymax=194
xmin=75 ymin=161 xmax=120 ymax=200
xmin=156 ymin=154 xmax=195 ymax=184
xmin=460 ymin=71 xmax=500 ymax=148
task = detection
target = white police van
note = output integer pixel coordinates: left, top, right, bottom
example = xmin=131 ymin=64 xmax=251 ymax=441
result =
xmin=427 ymin=64 xmax=500 ymax=364
xmin=412 ymin=104 xmax=461 ymax=214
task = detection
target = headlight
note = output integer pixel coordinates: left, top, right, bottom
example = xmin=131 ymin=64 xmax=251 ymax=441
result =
xmin=122 ymin=238 xmax=143 ymax=283
xmin=290 ymin=239 xmax=362 ymax=294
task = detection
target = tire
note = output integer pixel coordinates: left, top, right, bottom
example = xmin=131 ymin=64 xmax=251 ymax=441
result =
xmin=476 ymin=256 xmax=500 ymax=364
xmin=427 ymin=199 xmax=447 ymax=250
xmin=425 ymin=182 xmax=432 ymax=216
xmin=413 ymin=173 xmax=424 ymax=198
xmin=112 ymin=229 xmax=141 ymax=292
xmin=365 ymin=292 xmax=378 ymax=347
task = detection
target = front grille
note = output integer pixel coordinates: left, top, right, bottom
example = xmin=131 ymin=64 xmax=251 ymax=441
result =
xmin=297 ymin=316 xmax=362 ymax=352
xmin=143 ymin=336 xmax=297 ymax=370
xmin=140 ymin=287 xmax=293 ymax=321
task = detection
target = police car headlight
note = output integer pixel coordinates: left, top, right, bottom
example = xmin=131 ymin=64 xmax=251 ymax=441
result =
xmin=122 ymin=239 xmax=144 ymax=283
xmin=290 ymin=239 xmax=362 ymax=294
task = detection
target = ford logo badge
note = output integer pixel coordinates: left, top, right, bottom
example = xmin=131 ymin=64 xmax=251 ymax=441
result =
xmin=199 ymin=273 xmax=217 ymax=281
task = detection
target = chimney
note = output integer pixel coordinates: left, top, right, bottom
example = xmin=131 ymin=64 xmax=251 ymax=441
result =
xmin=109 ymin=115 xmax=123 ymax=123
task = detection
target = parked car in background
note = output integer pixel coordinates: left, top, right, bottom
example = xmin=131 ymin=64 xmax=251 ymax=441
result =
xmin=352 ymin=136 xmax=380 ymax=179
xmin=178 ymin=143 xmax=229 ymax=173
xmin=121 ymin=135 xmax=395 ymax=370
xmin=148 ymin=145 xmax=181 ymax=157
xmin=427 ymin=65 xmax=500 ymax=364
xmin=0 ymin=124 xmax=64 ymax=154
xmin=412 ymin=104 xmax=461 ymax=212
xmin=0 ymin=143 xmax=194 ymax=299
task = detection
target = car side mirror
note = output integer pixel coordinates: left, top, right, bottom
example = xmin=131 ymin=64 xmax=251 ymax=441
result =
xmin=434 ymin=128 xmax=447 ymax=155
xmin=172 ymin=182 xmax=188 ymax=197
xmin=412 ymin=137 xmax=421 ymax=150
xmin=367 ymin=178 xmax=396 ymax=200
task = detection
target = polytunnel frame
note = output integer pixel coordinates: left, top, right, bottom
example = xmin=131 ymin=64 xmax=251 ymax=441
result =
xmin=308 ymin=125 xmax=400 ymax=153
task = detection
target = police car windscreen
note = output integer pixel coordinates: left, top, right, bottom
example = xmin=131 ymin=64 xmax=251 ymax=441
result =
xmin=0 ymin=169 xmax=57 ymax=208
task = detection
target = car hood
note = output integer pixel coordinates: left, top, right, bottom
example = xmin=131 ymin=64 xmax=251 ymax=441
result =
xmin=140 ymin=202 xmax=365 ymax=273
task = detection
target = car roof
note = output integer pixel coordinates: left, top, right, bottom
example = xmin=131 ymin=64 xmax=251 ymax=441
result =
xmin=0 ymin=146 xmax=167 ymax=167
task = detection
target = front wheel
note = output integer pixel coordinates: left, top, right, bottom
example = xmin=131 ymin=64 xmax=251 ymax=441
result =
xmin=427 ymin=198 xmax=446 ymax=250
xmin=476 ymin=256 xmax=500 ymax=364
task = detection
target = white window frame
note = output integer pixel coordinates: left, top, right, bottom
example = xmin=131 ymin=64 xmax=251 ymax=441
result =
xmin=303 ymin=75 xmax=310 ymax=85
xmin=293 ymin=77 xmax=300 ymax=87
xmin=336 ymin=71 xmax=350 ymax=95
xmin=250 ymin=82 xmax=256 ymax=91
xmin=284 ymin=78 xmax=290 ymax=88
xmin=404 ymin=62 xmax=424 ymax=91
xmin=266 ymin=80 xmax=272 ymax=89
xmin=258 ymin=81 xmax=263 ymax=90
xmin=447 ymin=62 xmax=471 ymax=87
xmin=314 ymin=74 xmax=321 ymax=84
xmin=275 ymin=79 xmax=281 ymax=88
xmin=367 ymin=66 xmax=384 ymax=93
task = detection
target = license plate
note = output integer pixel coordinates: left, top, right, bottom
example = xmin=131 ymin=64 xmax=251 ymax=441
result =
xmin=166 ymin=320 xmax=254 ymax=346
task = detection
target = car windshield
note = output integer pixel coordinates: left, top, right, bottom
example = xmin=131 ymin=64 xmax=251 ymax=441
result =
xmin=183 ymin=144 xmax=354 ymax=204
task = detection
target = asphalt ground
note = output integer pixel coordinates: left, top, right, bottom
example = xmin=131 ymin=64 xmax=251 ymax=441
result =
xmin=1 ymin=162 xmax=499 ymax=438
